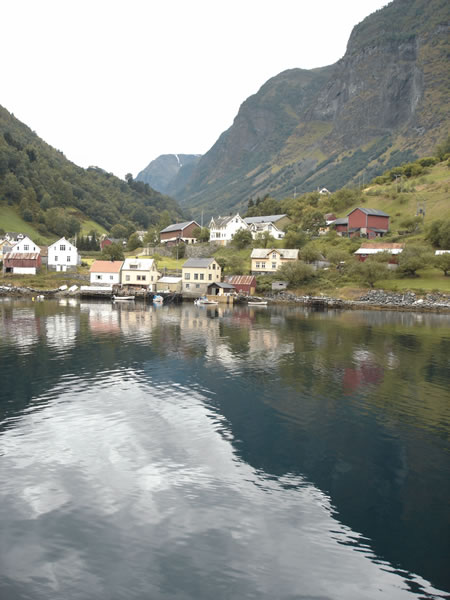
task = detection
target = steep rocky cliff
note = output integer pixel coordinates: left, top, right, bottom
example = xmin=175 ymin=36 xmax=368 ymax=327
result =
xmin=173 ymin=0 xmax=449 ymax=217
xmin=136 ymin=154 xmax=201 ymax=195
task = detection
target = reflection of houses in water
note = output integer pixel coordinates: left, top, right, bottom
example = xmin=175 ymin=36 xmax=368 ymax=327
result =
xmin=82 ymin=302 xmax=120 ymax=335
xmin=114 ymin=304 xmax=154 ymax=341
xmin=45 ymin=314 xmax=79 ymax=349
xmin=343 ymin=348 xmax=384 ymax=394
xmin=0 ymin=307 xmax=41 ymax=350
xmin=248 ymin=328 xmax=294 ymax=363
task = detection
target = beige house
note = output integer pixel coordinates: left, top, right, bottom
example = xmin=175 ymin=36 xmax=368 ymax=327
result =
xmin=251 ymin=248 xmax=299 ymax=275
xmin=121 ymin=258 xmax=160 ymax=290
xmin=156 ymin=276 xmax=182 ymax=293
xmin=182 ymin=258 xmax=221 ymax=296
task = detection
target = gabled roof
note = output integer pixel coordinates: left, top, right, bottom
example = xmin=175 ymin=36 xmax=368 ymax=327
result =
xmin=90 ymin=260 xmax=123 ymax=273
xmin=160 ymin=220 xmax=200 ymax=234
xmin=122 ymin=258 xmax=157 ymax=271
xmin=251 ymin=248 xmax=299 ymax=259
xmin=4 ymin=252 xmax=40 ymax=260
xmin=348 ymin=207 xmax=389 ymax=217
xmin=48 ymin=237 xmax=73 ymax=250
xmin=182 ymin=257 xmax=217 ymax=268
xmin=209 ymin=214 xmax=245 ymax=228
xmin=333 ymin=217 xmax=349 ymax=225
xmin=158 ymin=276 xmax=182 ymax=283
xmin=208 ymin=282 xmax=235 ymax=289
xmin=224 ymin=275 xmax=256 ymax=285
xmin=243 ymin=215 xmax=287 ymax=224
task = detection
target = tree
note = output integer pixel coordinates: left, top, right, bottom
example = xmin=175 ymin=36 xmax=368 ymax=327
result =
xmin=277 ymin=261 xmax=315 ymax=288
xmin=231 ymin=228 xmax=253 ymax=249
xmin=427 ymin=219 xmax=450 ymax=249
xmin=283 ymin=227 xmax=307 ymax=250
xmin=102 ymin=243 xmax=124 ymax=261
xmin=352 ymin=258 xmax=390 ymax=288
xmin=110 ymin=224 xmax=129 ymax=239
xmin=192 ymin=226 xmax=210 ymax=243
xmin=254 ymin=230 xmax=276 ymax=248
xmin=434 ymin=253 xmax=450 ymax=276
xmin=300 ymin=244 xmax=321 ymax=264
xmin=326 ymin=248 xmax=349 ymax=266
xmin=399 ymin=216 xmax=423 ymax=234
xmin=127 ymin=232 xmax=141 ymax=251
xmin=300 ymin=207 xmax=326 ymax=235
xmin=397 ymin=244 xmax=433 ymax=277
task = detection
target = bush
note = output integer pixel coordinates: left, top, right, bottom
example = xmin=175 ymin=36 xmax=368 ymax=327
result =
xmin=277 ymin=261 xmax=315 ymax=288
xmin=351 ymin=258 xmax=390 ymax=288
xmin=397 ymin=244 xmax=433 ymax=277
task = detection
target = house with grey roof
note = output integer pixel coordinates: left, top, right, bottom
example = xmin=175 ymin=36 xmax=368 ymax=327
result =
xmin=209 ymin=214 xmax=248 ymax=246
xmin=243 ymin=214 xmax=291 ymax=240
xmin=181 ymin=257 xmax=222 ymax=296
xmin=159 ymin=220 xmax=200 ymax=245
xmin=250 ymin=248 xmax=299 ymax=275
xmin=331 ymin=208 xmax=389 ymax=238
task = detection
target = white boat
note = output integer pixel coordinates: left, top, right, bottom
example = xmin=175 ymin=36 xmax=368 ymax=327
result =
xmin=112 ymin=295 xmax=135 ymax=301
xmin=195 ymin=297 xmax=219 ymax=306
xmin=248 ymin=300 xmax=268 ymax=306
xmin=153 ymin=294 xmax=164 ymax=304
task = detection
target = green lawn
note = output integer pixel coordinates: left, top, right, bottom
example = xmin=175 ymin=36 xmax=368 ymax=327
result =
xmin=377 ymin=268 xmax=450 ymax=292
xmin=79 ymin=219 xmax=108 ymax=236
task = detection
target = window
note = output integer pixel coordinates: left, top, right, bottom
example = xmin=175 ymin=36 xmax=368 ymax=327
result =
xmin=261 ymin=262 xmax=266 ymax=268
xmin=272 ymin=253 xmax=277 ymax=259
xmin=195 ymin=284 xmax=200 ymax=288
xmin=185 ymin=283 xmax=190 ymax=289
xmin=60 ymin=245 xmax=66 ymax=251
xmin=130 ymin=264 xmax=138 ymax=269
xmin=67 ymin=256 xmax=71 ymax=262
xmin=194 ymin=273 xmax=198 ymax=280
xmin=185 ymin=273 xmax=190 ymax=280
xmin=55 ymin=256 xmax=58 ymax=262
xmin=141 ymin=276 xmax=146 ymax=281
xmin=200 ymin=273 xmax=204 ymax=280
xmin=137 ymin=275 xmax=141 ymax=281
xmin=110 ymin=275 xmax=114 ymax=280
xmin=256 ymin=262 xmax=260 ymax=268
xmin=126 ymin=275 xmax=130 ymax=281
xmin=24 ymin=245 xmax=29 ymax=251
xmin=96 ymin=275 xmax=102 ymax=280
xmin=272 ymin=263 xmax=276 ymax=269
xmin=209 ymin=274 xmax=212 ymax=280
xmin=212 ymin=263 xmax=216 ymax=269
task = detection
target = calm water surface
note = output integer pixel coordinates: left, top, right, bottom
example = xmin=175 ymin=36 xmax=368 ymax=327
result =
xmin=0 ymin=299 xmax=449 ymax=600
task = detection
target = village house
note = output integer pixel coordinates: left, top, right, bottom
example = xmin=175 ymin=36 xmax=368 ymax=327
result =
xmin=354 ymin=243 xmax=404 ymax=265
xmin=251 ymin=248 xmax=299 ymax=275
xmin=90 ymin=260 xmax=123 ymax=286
xmin=100 ymin=237 xmax=125 ymax=251
xmin=209 ymin=214 xmax=248 ymax=246
xmin=121 ymin=258 xmax=160 ymax=290
xmin=182 ymin=257 xmax=221 ymax=296
xmin=156 ymin=276 xmax=182 ymax=293
xmin=224 ymin=275 xmax=257 ymax=295
xmin=11 ymin=235 xmax=41 ymax=254
xmin=207 ymin=282 xmax=236 ymax=297
xmin=159 ymin=221 xmax=201 ymax=245
xmin=243 ymin=215 xmax=290 ymax=240
xmin=48 ymin=237 xmax=80 ymax=271
xmin=332 ymin=208 xmax=389 ymax=238
xmin=3 ymin=252 xmax=41 ymax=275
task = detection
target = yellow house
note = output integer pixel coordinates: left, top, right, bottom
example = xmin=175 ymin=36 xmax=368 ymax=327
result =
xmin=251 ymin=248 xmax=299 ymax=275
xmin=121 ymin=257 xmax=161 ymax=290
xmin=182 ymin=257 xmax=221 ymax=296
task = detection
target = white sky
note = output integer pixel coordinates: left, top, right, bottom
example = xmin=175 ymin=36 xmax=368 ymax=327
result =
xmin=2 ymin=0 xmax=388 ymax=180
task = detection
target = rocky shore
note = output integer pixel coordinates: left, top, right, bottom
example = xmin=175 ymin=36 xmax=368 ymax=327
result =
xmin=1 ymin=284 xmax=450 ymax=313
xmin=265 ymin=289 xmax=450 ymax=313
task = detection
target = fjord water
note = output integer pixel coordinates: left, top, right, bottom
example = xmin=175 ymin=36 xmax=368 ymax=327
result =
xmin=0 ymin=300 xmax=449 ymax=600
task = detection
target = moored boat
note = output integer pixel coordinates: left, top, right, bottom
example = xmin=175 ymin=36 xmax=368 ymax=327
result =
xmin=112 ymin=295 xmax=135 ymax=301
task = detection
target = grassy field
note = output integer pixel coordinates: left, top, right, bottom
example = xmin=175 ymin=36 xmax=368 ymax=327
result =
xmin=0 ymin=269 xmax=88 ymax=290
xmin=377 ymin=268 xmax=450 ymax=292
xmin=337 ymin=163 xmax=450 ymax=237
xmin=0 ymin=206 xmax=53 ymax=243
xmin=79 ymin=218 xmax=108 ymax=236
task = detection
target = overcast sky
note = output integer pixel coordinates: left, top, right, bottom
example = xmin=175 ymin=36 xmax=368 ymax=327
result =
xmin=2 ymin=0 xmax=388 ymax=179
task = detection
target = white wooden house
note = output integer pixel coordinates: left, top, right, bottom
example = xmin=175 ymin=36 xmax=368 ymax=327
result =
xmin=89 ymin=260 xmax=123 ymax=286
xmin=209 ymin=214 xmax=248 ymax=246
xmin=48 ymin=237 xmax=80 ymax=271
xmin=11 ymin=236 xmax=41 ymax=255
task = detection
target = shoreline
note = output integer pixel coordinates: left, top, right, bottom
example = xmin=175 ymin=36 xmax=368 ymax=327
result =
xmin=1 ymin=285 xmax=450 ymax=314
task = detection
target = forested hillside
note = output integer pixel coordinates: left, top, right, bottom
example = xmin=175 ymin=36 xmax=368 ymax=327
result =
xmin=0 ymin=106 xmax=184 ymax=241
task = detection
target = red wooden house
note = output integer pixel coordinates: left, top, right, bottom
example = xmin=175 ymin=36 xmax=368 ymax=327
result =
xmin=347 ymin=208 xmax=389 ymax=238
xmin=224 ymin=275 xmax=257 ymax=295
xmin=3 ymin=252 xmax=41 ymax=274
xmin=159 ymin=221 xmax=200 ymax=245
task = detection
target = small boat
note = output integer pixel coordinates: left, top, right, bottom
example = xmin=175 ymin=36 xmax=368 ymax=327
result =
xmin=153 ymin=294 xmax=164 ymax=304
xmin=112 ymin=295 xmax=135 ymax=301
xmin=195 ymin=297 xmax=219 ymax=306
xmin=248 ymin=300 xmax=268 ymax=306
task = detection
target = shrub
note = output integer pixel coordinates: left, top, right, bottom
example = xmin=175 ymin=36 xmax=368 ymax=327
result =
xmin=397 ymin=244 xmax=433 ymax=277
xmin=277 ymin=261 xmax=315 ymax=288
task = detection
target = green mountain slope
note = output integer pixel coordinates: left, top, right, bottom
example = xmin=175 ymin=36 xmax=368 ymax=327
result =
xmin=0 ymin=106 xmax=184 ymax=241
xmin=174 ymin=0 xmax=449 ymax=218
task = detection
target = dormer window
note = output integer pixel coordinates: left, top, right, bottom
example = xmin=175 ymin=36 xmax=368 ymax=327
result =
xmin=272 ymin=253 xmax=277 ymax=259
